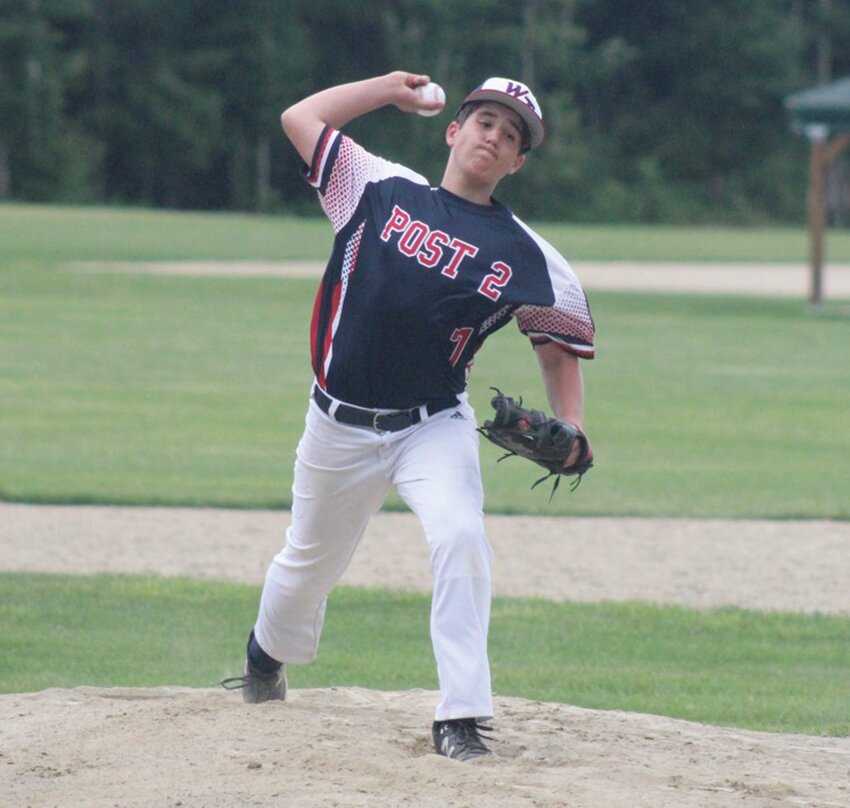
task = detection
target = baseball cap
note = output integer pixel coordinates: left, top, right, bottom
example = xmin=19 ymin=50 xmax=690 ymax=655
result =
xmin=459 ymin=77 xmax=545 ymax=150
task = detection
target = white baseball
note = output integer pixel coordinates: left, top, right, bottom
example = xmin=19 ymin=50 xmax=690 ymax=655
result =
xmin=415 ymin=82 xmax=446 ymax=117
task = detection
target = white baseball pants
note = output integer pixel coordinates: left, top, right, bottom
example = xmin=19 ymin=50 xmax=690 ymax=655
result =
xmin=253 ymin=393 xmax=494 ymax=721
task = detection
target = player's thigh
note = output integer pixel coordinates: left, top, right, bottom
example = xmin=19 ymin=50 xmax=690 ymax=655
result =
xmin=393 ymin=408 xmax=489 ymax=573
xmin=394 ymin=405 xmax=483 ymax=502
xmin=295 ymin=401 xmax=391 ymax=497
xmin=289 ymin=403 xmax=391 ymax=553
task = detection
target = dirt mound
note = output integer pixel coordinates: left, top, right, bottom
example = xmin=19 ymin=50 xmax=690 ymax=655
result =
xmin=2 ymin=686 xmax=848 ymax=807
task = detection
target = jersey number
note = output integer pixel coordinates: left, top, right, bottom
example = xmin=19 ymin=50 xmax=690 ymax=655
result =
xmin=478 ymin=261 xmax=513 ymax=301
xmin=449 ymin=327 xmax=474 ymax=367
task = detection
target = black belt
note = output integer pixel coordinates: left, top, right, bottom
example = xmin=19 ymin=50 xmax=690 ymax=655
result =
xmin=313 ymin=386 xmax=458 ymax=432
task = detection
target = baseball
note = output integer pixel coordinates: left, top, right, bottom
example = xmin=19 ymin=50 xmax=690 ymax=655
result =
xmin=415 ymin=82 xmax=446 ymax=117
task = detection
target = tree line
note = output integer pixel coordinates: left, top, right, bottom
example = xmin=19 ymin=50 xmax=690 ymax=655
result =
xmin=2 ymin=0 xmax=849 ymax=223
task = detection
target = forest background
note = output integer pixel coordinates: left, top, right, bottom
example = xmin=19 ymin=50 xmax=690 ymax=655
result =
xmin=3 ymin=0 xmax=850 ymax=226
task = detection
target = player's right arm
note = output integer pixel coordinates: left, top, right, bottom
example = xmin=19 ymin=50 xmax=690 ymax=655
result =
xmin=280 ymin=71 xmax=433 ymax=164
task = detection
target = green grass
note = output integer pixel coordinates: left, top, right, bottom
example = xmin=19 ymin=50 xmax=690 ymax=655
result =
xmin=2 ymin=260 xmax=848 ymax=516
xmin=534 ymin=221 xmax=850 ymax=263
xmin=1 ymin=573 xmax=847 ymax=737
xmin=0 ymin=266 xmax=308 ymax=507
xmin=5 ymin=200 xmax=850 ymax=262
xmin=0 ymin=203 xmax=333 ymax=262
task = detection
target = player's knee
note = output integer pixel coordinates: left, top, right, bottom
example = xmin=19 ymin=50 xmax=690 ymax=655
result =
xmin=428 ymin=511 xmax=491 ymax=579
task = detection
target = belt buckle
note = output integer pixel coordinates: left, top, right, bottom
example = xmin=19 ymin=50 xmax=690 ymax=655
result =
xmin=373 ymin=410 xmax=409 ymax=432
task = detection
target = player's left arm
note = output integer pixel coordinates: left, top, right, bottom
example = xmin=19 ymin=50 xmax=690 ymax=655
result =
xmin=534 ymin=342 xmax=591 ymax=466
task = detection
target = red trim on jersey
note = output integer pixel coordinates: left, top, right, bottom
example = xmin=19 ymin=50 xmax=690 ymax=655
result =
xmin=311 ymin=222 xmax=366 ymax=389
xmin=318 ymin=280 xmax=344 ymax=388
xmin=305 ymin=126 xmax=336 ymax=188
xmin=310 ymin=280 xmax=325 ymax=382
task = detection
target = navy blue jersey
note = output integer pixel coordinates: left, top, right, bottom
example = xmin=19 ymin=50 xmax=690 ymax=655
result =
xmin=304 ymin=126 xmax=595 ymax=410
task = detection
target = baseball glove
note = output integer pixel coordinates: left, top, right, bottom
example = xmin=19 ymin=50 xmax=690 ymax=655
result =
xmin=478 ymin=388 xmax=593 ymax=497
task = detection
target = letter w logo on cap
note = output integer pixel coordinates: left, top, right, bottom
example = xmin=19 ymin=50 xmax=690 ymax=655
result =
xmin=505 ymin=81 xmax=536 ymax=112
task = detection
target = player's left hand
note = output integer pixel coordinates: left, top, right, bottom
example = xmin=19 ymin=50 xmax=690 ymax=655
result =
xmin=478 ymin=389 xmax=594 ymax=496
xmin=564 ymin=433 xmax=592 ymax=469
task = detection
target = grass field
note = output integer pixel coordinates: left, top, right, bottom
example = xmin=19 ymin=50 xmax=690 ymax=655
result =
xmin=2 ymin=203 xmax=848 ymax=735
xmin=6 ymin=200 xmax=850 ymax=263
xmin=2 ymin=573 xmax=847 ymax=736
xmin=2 ymin=251 xmax=848 ymax=517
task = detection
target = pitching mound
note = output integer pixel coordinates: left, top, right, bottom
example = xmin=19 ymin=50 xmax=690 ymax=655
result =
xmin=3 ymin=685 xmax=848 ymax=807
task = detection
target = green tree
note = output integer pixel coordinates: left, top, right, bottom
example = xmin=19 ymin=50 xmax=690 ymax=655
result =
xmin=3 ymin=0 xmax=849 ymax=222
xmin=209 ymin=1 xmax=312 ymax=212
xmin=83 ymin=0 xmax=227 ymax=208
xmin=0 ymin=0 xmax=98 ymax=200
xmin=573 ymin=0 xmax=807 ymax=222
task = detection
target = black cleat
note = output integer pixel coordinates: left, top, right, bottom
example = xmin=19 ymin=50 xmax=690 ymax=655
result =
xmin=432 ymin=718 xmax=493 ymax=761
xmin=220 ymin=657 xmax=287 ymax=703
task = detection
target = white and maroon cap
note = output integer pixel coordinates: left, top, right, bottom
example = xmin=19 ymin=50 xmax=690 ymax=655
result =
xmin=459 ymin=77 xmax=545 ymax=149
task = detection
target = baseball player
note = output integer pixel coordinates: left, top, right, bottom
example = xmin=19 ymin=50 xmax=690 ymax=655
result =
xmin=222 ymin=71 xmax=595 ymax=761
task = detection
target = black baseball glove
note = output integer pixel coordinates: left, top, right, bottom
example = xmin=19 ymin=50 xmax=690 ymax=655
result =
xmin=478 ymin=388 xmax=593 ymax=496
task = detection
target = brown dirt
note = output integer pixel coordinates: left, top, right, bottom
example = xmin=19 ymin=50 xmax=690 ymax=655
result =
xmin=63 ymin=259 xmax=850 ymax=299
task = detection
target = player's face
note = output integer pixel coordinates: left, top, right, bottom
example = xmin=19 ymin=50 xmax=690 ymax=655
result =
xmin=446 ymin=103 xmax=526 ymax=184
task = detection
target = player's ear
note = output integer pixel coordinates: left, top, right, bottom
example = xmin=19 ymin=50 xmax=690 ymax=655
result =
xmin=445 ymin=120 xmax=460 ymax=147
xmin=507 ymin=153 xmax=526 ymax=174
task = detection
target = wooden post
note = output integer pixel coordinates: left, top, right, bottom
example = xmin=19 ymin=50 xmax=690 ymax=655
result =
xmin=808 ymin=137 xmax=827 ymax=307
xmin=807 ymin=131 xmax=850 ymax=308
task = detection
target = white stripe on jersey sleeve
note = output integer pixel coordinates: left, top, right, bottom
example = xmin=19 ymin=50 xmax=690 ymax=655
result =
xmin=307 ymin=128 xmax=338 ymax=190
xmin=318 ymin=133 xmax=430 ymax=234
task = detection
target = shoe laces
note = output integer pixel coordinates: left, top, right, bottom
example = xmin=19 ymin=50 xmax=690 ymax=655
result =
xmin=219 ymin=675 xmax=250 ymax=690
xmin=219 ymin=666 xmax=282 ymax=690
xmin=448 ymin=718 xmax=494 ymax=752
xmin=469 ymin=719 xmax=494 ymax=744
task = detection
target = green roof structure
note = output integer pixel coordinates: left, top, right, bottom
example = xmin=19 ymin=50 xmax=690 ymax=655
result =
xmin=785 ymin=77 xmax=850 ymax=138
